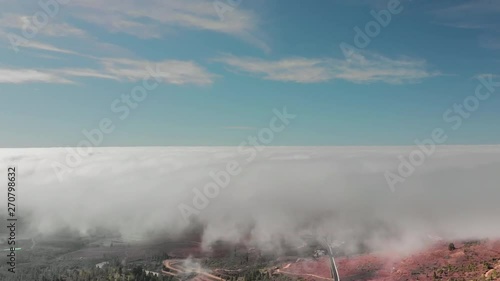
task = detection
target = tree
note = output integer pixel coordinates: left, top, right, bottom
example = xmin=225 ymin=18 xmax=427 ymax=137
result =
xmin=448 ymin=243 xmax=456 ymax=251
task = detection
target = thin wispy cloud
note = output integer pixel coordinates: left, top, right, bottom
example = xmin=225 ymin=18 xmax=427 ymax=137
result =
xmin=478 ymin=33 xmax=500 ymax=50
xmin=431 ymin=0 xmax=500 ymax=49
xmin=216 ymin=56 xmax=333 ymax=83
xmin=431 ymin=0 xmax=500 ymax=26
xmin=474 ymin=73 xmax=500 ymax=80
xmin=16 ymin=41 xmax=82 ymax=56
xmin=0 ymin=13 xmax=88 ymax=38
xmin=98 ymin=58 xmax=216 ymax=85
xmin=222 ymin=126 xmax=257 ymax=130
xmin=0 ymin=68 xmax=72 ymax=84
xmin=215 ymin=52 xmax=441 ymax=84
xmin=0 ymin=0 xmax=269 ymax=55
xmin=0 ymin=58 xmax=216 ymax=85
xmin=51 ymin=68 xmax=120 ymax=81
xmin=0 ymin=30 xmax=132 ymax=59
xmin=73 ymin=13 xmax=164 ymax=39
xmin=65 ymin=0 xmax=269 ymax=51
xmin=431 ymin=0 xmax=500 ymax=24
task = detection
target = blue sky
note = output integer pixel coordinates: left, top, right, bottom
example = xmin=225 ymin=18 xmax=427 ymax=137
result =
xmin=0 ymin=0 xmax=499 ymax=147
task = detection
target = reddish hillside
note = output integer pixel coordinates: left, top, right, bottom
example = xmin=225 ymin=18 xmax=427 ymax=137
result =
xmin=274 ymin=257 xmax=332 ymax=280
xmin=337 ymin=240 xmax=500 ymax=281
xmin=272 ymin=240 xmax=500 ymax=281
xmin=337 ymin=254 xmax=388 ymax=280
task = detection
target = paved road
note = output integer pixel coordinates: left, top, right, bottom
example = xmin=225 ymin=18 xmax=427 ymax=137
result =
xmin=326 ymin=245 xmax=340 ymax=281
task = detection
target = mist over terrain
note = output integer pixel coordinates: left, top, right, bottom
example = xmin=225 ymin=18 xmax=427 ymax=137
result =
xmin=1 ymin=146 xmax=499 ymax=256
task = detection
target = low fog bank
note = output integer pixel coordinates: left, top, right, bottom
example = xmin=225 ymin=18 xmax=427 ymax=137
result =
xmin=1 ymin=146 xmax=500 ymax=255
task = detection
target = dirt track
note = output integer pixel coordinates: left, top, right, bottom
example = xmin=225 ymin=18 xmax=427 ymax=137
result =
xmin=162 ymin=259 xmax=225 ymax=281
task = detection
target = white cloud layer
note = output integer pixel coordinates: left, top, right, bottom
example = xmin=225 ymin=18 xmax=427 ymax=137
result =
xmin=1 ymin=146 xmax=500 ymax=254
xmin=216 ymin=52 xmax=440 ymax=84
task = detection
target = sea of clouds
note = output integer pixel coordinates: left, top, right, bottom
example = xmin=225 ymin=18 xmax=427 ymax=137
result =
xmin=1 ymin=146 xmax=500 ymax=255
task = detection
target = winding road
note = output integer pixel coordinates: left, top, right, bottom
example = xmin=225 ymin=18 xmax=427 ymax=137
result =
xmin=162 ymin=259 xmax=224 ymax=281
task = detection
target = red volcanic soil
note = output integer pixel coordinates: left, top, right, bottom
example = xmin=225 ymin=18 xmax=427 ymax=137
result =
xmin=336 ymin=240 xmax=500 ymax=281
xmin=191 ymin=277 xmax=216 ymax=281
xmin=162 ymin=239 xmax=500 ymax=280
xmin=337 ymin=254 xmax=388 ymax=281
xmin=274 ymin=240 xmax=500 ymax=281
xmin=275 ymin=257 xmax=332 ymax=280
